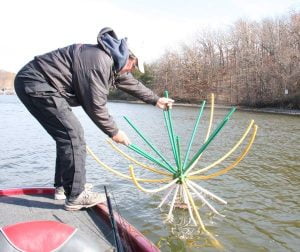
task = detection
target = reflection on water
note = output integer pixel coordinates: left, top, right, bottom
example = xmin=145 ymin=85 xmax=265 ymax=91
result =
xmin=1 ymin=95 xmax=299 ymax=251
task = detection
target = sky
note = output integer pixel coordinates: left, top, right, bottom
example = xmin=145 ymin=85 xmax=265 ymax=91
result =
xmin=1 ymin=0 xmax=300 ymax=73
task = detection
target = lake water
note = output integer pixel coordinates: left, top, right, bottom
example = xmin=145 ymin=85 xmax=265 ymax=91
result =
xmin=0 ymin=95 xmax=299 ymax=252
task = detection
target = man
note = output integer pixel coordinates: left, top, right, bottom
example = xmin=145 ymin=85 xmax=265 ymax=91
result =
xmin=14 ymin=27 xmax=174 ymax=211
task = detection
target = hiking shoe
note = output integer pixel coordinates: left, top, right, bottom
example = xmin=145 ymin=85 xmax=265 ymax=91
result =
xmin=64 ymin=190 xmax=106 ymax=211
xmin=54 ymin=186 xmax=66 ymax=200
xmin=54 ymin=183 xmax=93 ymax=200
xmin=84 ymin=183 xmax=93 ymax=190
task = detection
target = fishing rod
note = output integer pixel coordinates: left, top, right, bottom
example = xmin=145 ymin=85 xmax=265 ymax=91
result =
xmin=104 ymin=186 xmax=124 ymax=252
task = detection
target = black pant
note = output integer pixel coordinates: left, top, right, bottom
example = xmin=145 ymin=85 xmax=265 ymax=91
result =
xmin=14 ymin=77 xmax=86 ymax=199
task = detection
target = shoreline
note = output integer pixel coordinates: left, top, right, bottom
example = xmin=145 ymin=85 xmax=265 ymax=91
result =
xmin=1 ymin=94 xmax=299 ymax=116
xmin=110 ymin=99 xmax=300 ymax=116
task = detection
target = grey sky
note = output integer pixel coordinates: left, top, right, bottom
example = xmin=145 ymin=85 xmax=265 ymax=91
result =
xmin=0 ymin=0 xmax=299 ymax=73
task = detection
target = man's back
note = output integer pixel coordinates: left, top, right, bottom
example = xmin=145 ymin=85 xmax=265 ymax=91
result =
xmin=32 ymin=44 xmax=113 ymax=107
xmin=34 ymin=44 xmax=76 ymax=96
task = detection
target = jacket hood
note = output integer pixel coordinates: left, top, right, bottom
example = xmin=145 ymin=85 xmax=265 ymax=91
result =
xmin=97 ymin=27 xmax=129 ymax=72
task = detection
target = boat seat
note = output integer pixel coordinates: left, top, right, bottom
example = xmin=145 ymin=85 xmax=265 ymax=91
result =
xmin=0 ymin=220 xmax=109 ymax=252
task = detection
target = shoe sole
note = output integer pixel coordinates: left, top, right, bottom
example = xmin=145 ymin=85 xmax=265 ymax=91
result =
xmin=64 ymin=199 xmax=105 ymax=211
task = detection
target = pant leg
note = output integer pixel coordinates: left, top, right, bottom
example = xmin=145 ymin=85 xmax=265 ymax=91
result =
xmin=50 ymin=95 xmax=87 ymax=198
xmin=54 ymin=149 xmax=63 ymax=188
xmin=14 ymin=77 xmax=86 ymax=199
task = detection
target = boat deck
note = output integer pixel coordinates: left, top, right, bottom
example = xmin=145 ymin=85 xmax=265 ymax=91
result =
xmin=0 ymin=191 xmax=115 ymax=251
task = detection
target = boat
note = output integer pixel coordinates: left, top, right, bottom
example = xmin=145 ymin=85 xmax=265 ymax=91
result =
xmin=0 ymin=187 xmax=160 ymax=252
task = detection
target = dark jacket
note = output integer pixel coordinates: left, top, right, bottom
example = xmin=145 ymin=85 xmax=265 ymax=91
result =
xmin=16 ymin=28 xmax=159 ymax=137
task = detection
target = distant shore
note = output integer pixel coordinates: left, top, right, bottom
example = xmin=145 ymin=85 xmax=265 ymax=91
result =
xmin=110 ymin=99 xmax=300 ymax=116
xmin=1 ymin=93 xmax=299 ymax=116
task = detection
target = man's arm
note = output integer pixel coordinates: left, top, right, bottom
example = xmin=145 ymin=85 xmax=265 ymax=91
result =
xmin=77 ymin=68 xmax=119 ymax=138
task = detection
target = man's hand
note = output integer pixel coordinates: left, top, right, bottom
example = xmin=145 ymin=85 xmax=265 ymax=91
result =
xmin=111 ymin=130 xmax=131 ymax=146
xmin=156 ymin=97 xmax=175 ymax=110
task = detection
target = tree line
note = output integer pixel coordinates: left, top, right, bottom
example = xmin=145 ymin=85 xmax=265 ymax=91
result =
xmin=128 ymin=11 xmax=300 ymax=109
xmin=0 ymin=70 xmax=15 ymax=93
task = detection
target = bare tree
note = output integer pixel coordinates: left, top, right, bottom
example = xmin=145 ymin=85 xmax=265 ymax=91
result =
xmin=150 ymin=11 xmax=300 ymax=109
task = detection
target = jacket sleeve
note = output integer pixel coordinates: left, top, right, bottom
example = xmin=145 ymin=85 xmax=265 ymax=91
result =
xmin=77 ymin=68 xmax=119 ymax=137
xmin=115 ymin=73 xmax=160 ymax=105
